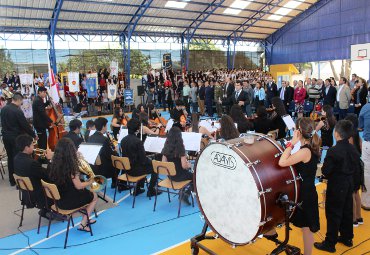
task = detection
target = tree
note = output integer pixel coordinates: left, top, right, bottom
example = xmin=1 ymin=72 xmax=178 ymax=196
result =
xmin=189 ymin=42 xmax=219 ymax=51
xmin=0 ymin=48 xmax=15 ymax=78
xmin=57 ymin=49 xmax=150 ymax=76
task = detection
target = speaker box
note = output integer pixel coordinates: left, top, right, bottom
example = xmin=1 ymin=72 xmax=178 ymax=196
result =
xmin=137 ymin=86 xmax=145 ymax=96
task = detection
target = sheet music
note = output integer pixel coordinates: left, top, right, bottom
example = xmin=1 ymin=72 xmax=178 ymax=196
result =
xmin=78 ymin=143 xmax=102 ymax=164
xmin=165 ymin=119 xmax=174 ymax=132
xmin=118 ymin=128 xmax=128 ymax=143
xmin=144 ymin=136 xmax=167 ymax=153
xmin=182 ymin=132 xmax=202 ymax=152
xmin=199 ymin=120 xmax=217 ymax=132
xmin=282 ymin=114 xmax=296 ymax=130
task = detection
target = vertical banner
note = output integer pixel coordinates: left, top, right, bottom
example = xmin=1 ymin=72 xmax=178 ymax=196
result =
xmin=110 ymin=61 xmax=118 ymax=77
xmin=162 ymin=53 xmax=172 ymax=70
xmin=19 ymin=73 xmax=34 ymax=96
xmin=86 ymin=78 xmax=98 ymax=98
xmin=108 ymin=83 xmax=117 ymax=100
xmin=86 ymin=73 xmax=98 ymax=90
xmin=68 ymin=72 xmax=80 ymax=92
xmin=124 ymin=89 xmax=134 ymax=105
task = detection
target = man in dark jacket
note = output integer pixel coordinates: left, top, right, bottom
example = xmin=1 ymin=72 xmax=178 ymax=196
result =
xmin=266 ymin=77 xmax=278 ymax=107
xmin=63 ymin=119 xmax=84 ymax=148
xmin=120 ymin=119 xmax=162 ymax=197
xmin=230 ymin=80 xmax=248 ymax=113
xmin=1 ymin=93 xmax=37 ymax=186
xmin=204 ymin=81 xmax=214 ymax=117
xmin=278 ymin=81 xmax=294 ymax=112
xmin=32 ymin=87 xmax=52 ymax=150
xmin=198 ymin=81 xmax=205 ymax=115
xmin=322 ymin=78 xmax=337 ymax=107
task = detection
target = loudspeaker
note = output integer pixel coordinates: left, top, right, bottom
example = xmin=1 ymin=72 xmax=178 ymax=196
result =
xmin=137 ymin=86 xmax=145 ymax=96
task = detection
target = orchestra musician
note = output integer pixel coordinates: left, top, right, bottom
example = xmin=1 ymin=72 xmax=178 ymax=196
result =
xmin=253 ymin=105 xmax=274 ymax=135
xmin=84 ymin=120 xmax=95 ymax=143
xmin=131 ymin=104 xmax=145 ymax=120
xmin=1 ymin=93 xmax=37 ymax=186
xmin=111 ymin=107 xmax=124 ymax=140
xmin=14 ymin=134 xmax=53 ymax=218
xmin=270 ymin=97 xmax=288 ymax=139
xmin=187 ymin=113 xmax=215 ymax=139
xmin=120 ymin=119 xmax=162 ymax=197
xmin=218 ymin=115 xmax=239 ymax=140
xmin=229 ymin=105 xmax=253 ymax=133
xmin=48 ymin=138 xmax=98 ymax=232
xmin=88 ymin=117 xmax=119 ymax=189
xmin=32 ymin=87 xmax=53 ymax=150
xmin=315 ymin=105 xmax=336 ymax=148
xmin=63 ymin=119 xmax=84 ymax=148
xmin=138 ymin=112 xmax=160 ymax=141
xmin=170 ymin=99 xmax=188 ymax=129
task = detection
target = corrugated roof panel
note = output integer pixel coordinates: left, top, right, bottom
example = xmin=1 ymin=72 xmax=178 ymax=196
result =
xmin=206 ymin=14 xmax=245 ymax=23
xmin=59 ymin=12 xmax=131 ymax=24
xmin=145 ymin=8 xmax=199 ymax=20
xmin=246 ymin=26 xmax=277 ymax=34
xmin=138 ymin=17 xmax=191 ymax=28
xmin=253 ymin=20 xmax=282 ymax=29
xmin=241 ymin=32 xmax=267 ymax=39
xmin=195 ymin=29 xmax=231 ymax=36
xmin=57 ymin=21 xmax=122 ymax=31
xmin=198 ymin=22 xmax=238 ymax=31
xmin=150 ymin=0 xmax=207 ymax=12
xmin=136 ymin=25 xmax=184 ymax=34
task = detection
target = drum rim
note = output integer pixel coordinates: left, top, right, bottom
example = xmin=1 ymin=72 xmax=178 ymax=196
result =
xmin=194 ymin=141 xmax=258 ymax=246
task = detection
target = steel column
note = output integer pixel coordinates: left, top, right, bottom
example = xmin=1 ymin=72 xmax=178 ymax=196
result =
xmin=226 ymin=37 xmax=231 ymax=70
xmin=48 ymin=0 xmax=64 ymax=74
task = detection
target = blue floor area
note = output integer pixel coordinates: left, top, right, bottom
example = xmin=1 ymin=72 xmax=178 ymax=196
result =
xmin=0 ymin=182 xmax=202 ymax=255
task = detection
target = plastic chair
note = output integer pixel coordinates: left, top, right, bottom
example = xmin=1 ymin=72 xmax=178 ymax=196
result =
xmin=13 ymin=174 xmax=35 ymax=228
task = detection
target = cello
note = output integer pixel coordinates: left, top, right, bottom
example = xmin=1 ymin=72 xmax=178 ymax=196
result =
xmin=46 ymin=92 xmax=67 ymax=150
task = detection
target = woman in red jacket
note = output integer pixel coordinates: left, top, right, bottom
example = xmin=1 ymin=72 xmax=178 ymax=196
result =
xmin=294 ymin=80 xmax=306 ymax=117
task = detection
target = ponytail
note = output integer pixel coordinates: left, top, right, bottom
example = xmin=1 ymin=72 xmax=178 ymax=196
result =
xmin=310 ymin=132 xmax=321 ymax=156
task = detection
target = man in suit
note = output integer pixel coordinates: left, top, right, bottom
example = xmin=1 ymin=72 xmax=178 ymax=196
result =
xmin=230 ymin=80 xmax=248 ymax=112
xmin=14 ymin=134 xmax=53 ymax=218
xmin=63 ymin=119 xmax=84 ymax=148
xmin=322 ymin=78 xmax=337 ymax=107
xmin=243 ymin=80 xmax=254 ymax=117
xmin=266 ymin=77 xmax=278 ymax=107
xmin=1 ymin=93 xmax=37 ymax=186
xmin=336 ymin=77 xmax=351 ymax=120
xmin=88 ymin=117 xmax=119 ymax=188
xmin=198 ymin=81 xmax=205 ymax=115
xmin=32 ymin=87 xmax=53 ymax=150
xmin=204 ymin=81 xmax=214 ymax=117
xmin=222 ymin=77 xmax=234 ymax=114
xmin=278 ymin=80 xmax=294 ymax=112
xmin=121 ymin=119 xmax=162 ymax=197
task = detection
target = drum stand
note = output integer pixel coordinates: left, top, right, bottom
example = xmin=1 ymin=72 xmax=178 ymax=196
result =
xmin=190 ymin=223 xmax=219 ymax=255
xmin=270 ymin=194 xmax=301 ymax=255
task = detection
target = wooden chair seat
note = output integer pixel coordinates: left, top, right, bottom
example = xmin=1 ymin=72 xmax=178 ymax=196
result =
xmin=118 ymin=174 xmax=147 ymax=183
xmin=158 ymin=178 xmax=191 ymax=190
xmin=51 ymin=204 xmax=89 ymax=215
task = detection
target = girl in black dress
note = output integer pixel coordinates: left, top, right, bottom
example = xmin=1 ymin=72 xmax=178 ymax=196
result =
xmin=49 ymin=138 xmax=98 ymax=232
xmin=271 ymin=97 xmax=288 ymax=139
xmin=253 ymin=105 xmax=273 ymax=134
xmin=278 ymin=117 xmax=321 ymax=255
xmin=229 ymin=105 xmax=253 ymax=134
xmin=111 ymin=107 xmax=123 ymax=140
xmin=316 ymin=105 xmax=336 ymax=148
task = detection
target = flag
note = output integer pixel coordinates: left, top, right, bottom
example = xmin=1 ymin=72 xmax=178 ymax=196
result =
xmin=46 ymin=47 xmax=60 ymax=103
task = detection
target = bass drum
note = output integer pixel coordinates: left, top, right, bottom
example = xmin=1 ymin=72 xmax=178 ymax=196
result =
xmin=194 ymin=133 xmax=300 ymax=246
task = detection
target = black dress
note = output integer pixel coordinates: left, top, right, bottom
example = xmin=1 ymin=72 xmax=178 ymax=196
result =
xmin=165 ymin=155 xmax=193 ymax=182
xmin=56 ymin=177 xmax=94 ymax=210
xmin=320 ymin=119 xmax=333 ymax=147
xmin=291 ymin=145 xmax=320 ymax=233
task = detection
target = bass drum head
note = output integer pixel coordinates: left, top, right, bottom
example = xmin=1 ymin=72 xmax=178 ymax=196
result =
xmin=195 ymin=143 xmax=261 ymax=245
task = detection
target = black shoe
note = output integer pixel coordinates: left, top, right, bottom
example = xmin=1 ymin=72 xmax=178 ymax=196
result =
xmin=133 ymin=188 xmax=145 ymax=196
xmin=118 ymin=184 xmax=131 ymax=192
xmin=357 ymin=218 xmax=364 ymax=225
xmin=10 ymin=182 xmax=16 ymax=187
xmin=263 ymin=233 xmax=278 ymax=241
xmin=147 ymin=190 xmax=162 ymax=197
xmin=314 ymin=241 xmax=336 ymax=253
xmin=338 ymin=237 xmax=353 ymax=247
xmin=180 ymin=193 xmax=191 ymax=206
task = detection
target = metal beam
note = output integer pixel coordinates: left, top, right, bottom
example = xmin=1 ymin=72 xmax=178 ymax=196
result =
xmin=48 ymin=0 xmax=64 ymax=74
xmin=232 ymin=0 xmax=285 ymax=41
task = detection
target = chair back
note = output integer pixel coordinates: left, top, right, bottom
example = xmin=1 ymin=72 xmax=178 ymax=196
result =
xmin=13 ymin=174 xmax=34 ymax=192
xmin=267 ymin=129 xmax=279 ymax=140
xmin=41 ymin=179 xmax=61 ymax=201
xmin=152 ymin=160 xmax=176 ymax=176
xmin=111 ymin=155 xmax=131 ymax=171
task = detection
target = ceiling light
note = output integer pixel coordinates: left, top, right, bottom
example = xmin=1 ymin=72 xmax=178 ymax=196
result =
xmin=230 ymin=0 xmax=251 ymax=9
xmin=275 ymin=7 xmax=291 ymax=16
xmin=284 ymin=0 xmax=304 ymax=9
xmin=223 ymin=8 xmax=241 ymax=15
xmin=268 ymin=14 xmax=282 ymax=21
xmin=165 ymin=1 xmax=188 ymax=9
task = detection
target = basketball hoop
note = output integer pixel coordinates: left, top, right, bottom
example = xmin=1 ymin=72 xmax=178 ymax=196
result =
xmin=357 ymin=56 xmax=366 ymax=60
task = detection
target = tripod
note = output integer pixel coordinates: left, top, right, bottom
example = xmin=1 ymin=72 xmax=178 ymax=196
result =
xmin=270 ymin=193 xmax=301 ymax=255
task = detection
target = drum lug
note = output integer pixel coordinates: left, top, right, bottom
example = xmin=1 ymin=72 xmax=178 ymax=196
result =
xmin=246 ymin=160 xmax=261 ymax=168
xmin=259 ymin=216 xmax=272 ymax=226
xmin=286 ymin=175 xmax=303 ymax=184
xmin=258 ymin=188 xmax=272 ymax=197
xmin=274 ymin=152 xmax=283 ymax=158
xmin=234 ymin=142 xmax=243 ymax=147
xmin=231 ymin=244 xmax=236 ymax=249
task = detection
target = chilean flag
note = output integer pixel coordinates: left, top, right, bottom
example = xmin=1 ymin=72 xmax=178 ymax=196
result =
xmin=46 ymin=47 xmax=60 ymax=103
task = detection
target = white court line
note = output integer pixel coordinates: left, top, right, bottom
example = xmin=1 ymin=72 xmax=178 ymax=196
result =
xmin=151 ymin=231 xmax=212 ymax=255
xmin=10 ymin=193 xmax=131 ymax=255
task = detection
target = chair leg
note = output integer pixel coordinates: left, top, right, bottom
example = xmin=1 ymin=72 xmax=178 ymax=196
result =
xmin=167 ymin=188 xmax=171 ymax=203
xmin=94 ymin=209 xmax=98 ymax=218
xmin=153 ymin=186 xmax=158 ymax=212
xmin=178 ymin=189 xmax=183 ymax=218
xmin=19 ymin=204 xmax=25 ymax=227
xmin=71 ymin=216 xmax=75 ymax=227
xmin=64 ymin=217 xmax=71 ymax=249
xmin=145 ymin=178 xmax=151 ymax=201
xmin=113 ymin=182 xmax=118 ymax=203
xmin=103 ymin=186 xmax=107 ymax=203
xmin=46 ymin=212 xmax=52 ymax=238
xmin=37 ymin=213 xmax=42 ymax=234
xmin=132 ymin=183 xmax=137 ymax=208
xmin=191 ymin=190 xmax=194 ymax=208
xmin=86 ymin=210 xmax=93 ymax=236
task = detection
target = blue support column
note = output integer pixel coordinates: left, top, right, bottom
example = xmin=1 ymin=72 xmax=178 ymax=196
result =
xmin=180 ymin=36 xmax=185 ymax=72
xmin=48 ymin=0 xmax=64 ymax=73
xmin=226 ymin=38 xmax=231 ymax=70
xmin=232 ymin=33 xmax=237 ymax=69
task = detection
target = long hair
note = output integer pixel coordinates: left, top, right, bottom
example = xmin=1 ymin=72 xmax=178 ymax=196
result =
xmin=161 ymin=127 xmax=186 ymax=158
xmin=229 ymin=105 xmax=252 ymax=130
xmin=220 ymin=115 xmax=239 ymax=140
xmin=271 ymin=97 xmax=287 ymax=117
xmin=49 ymin=138 xmax=80 ymax=186
xmin=297 ymin=117 xmax=321 ymax=156
xmin=322 ymin=105 xmax=336 ymax=128
xmin=345 ymin=114 xmax=361 ymax=153
xmin=113 ymin=107 xmax=121 ymax=120
xmin=191 ymin=112 xmax=199 ymax=133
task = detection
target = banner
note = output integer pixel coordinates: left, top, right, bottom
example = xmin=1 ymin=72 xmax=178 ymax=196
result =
xmin=19 ymin=74 xmax=33 ymax=85
xmin=68 ymin=72 xmax=80 ymax=92
xmin=86 ymin=78 xmax=98 ymax=98
xmin=162 ymin=53 xmax=172 ymax=69
xmin=110 ymin=61 xmax=118 ymax=77
xmin=21 ymin=98 xmax=33 ymax=119
xmin=124 ymin=89 xmax=134 ymax=105
xmin=86 ymin=73 xmax=98 ymax=89
xmin=107 ymin=83 xmax=117 ymax=100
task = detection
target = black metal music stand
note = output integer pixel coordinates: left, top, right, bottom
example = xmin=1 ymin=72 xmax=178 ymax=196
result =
xmin=269 ymin=193 xmax=301 ymax=255
xmin=190 ymin=223 xmax=219 ymax=255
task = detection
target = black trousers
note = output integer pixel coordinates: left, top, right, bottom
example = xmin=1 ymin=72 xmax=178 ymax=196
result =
xmin=325 ymin=180 xmax=353 ymax=246
xmin=3 ymin=135 xmax=17 ymax=185
xmin=132 ymin=157 xmax=158 ymax=192
xmin=35 ymin=127 xmax=47 ymax=150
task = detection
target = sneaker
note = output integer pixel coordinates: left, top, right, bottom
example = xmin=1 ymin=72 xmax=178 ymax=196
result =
xmin=147 ymin=190 xmax=162 ymax=197
xmin=353 ymin=220 xmax=359 ymax=227
xmin=357 ymin=218 xmax=364 ymax=225
xmin=314 ymin=241 xmax=336 ymax=253
xmin=180 ymin=193 xmax=191 ymax=206
xmin=338 ymin=237 xmax=353 ymax=247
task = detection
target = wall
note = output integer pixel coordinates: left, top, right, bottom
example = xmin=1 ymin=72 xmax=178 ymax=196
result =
xmin=267 ymin=0 xmax=370 ymax=64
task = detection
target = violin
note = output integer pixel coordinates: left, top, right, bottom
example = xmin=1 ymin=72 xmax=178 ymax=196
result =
xmin=121 ymin=115 xmax=130 ymax=126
